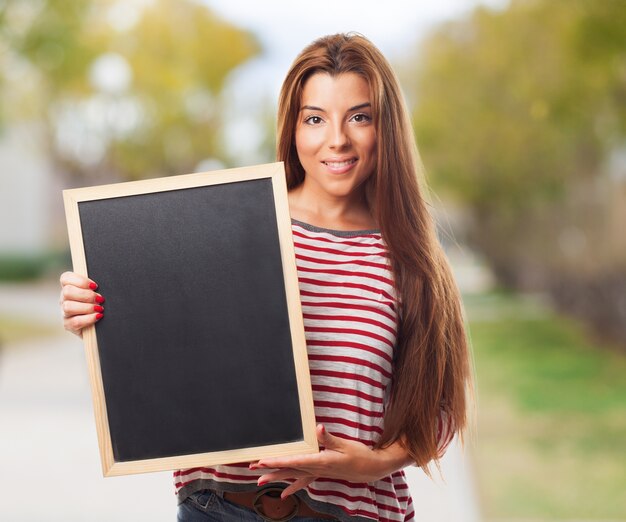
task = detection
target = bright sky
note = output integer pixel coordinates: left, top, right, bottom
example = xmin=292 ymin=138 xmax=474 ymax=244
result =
xmin=200 ymin=0 xmax=509 ymax=164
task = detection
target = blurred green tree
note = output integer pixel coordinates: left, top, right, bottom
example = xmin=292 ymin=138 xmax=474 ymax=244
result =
xmin=409 ymin=0 xmax=626 ymax=345
xmin=0 ymin=0 xmax=260 ymax=182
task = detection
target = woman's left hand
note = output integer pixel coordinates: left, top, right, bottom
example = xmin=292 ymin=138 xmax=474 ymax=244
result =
xmin=249 ymin=424 xmax=413 ymax=498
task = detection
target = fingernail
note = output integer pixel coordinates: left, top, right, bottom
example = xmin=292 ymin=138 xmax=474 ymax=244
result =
xmin=95 ymin=295 xmax=105 ymax=304
xmin=89 ymin=282 xmax=98 ymax=290
xmin=257 ymin=480 xmax=267 ymax=486
xmin=94 ymin=305 xmax=104 ymax=312
xmin=96 ymin=313 xmax=104 ymax=320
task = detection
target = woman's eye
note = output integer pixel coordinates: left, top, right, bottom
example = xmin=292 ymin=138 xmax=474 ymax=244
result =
xmin=351 ymin=113 xmax=372 ymax=123
xmin=304 ymin=115 xmax=323 ymax=125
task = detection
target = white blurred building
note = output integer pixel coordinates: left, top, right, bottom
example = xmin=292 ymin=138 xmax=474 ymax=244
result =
xmin=0 ymin=122 xmax=60 ymax=255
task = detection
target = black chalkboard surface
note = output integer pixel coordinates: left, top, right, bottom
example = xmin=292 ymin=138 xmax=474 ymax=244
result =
xmin=63 ymin=163 xmax=317 ymax=476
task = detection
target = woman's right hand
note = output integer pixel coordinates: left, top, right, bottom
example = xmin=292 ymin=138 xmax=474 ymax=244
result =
xmin=59 ymin=271 xmax=105 ymax=338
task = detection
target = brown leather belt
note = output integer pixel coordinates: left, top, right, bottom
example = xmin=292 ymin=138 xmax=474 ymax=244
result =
xmin=224 ymin=487 xmax=336 ymax=521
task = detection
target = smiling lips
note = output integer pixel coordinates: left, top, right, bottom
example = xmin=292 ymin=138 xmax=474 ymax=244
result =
xmin=322 ymin=158 xmax=358 ymax=174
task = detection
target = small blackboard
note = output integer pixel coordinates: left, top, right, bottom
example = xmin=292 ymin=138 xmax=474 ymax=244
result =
xmin=63 ymin=163 xmax=317 ymax=476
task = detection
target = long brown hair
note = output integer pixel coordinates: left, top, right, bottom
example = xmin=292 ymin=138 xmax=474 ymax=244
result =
xmin=277 ymin=33 xmax=472 ymax=469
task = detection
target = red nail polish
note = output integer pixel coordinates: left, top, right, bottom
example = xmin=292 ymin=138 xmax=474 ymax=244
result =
xmin=95 ymin=295 xmax=105 ymax=304
xmin=89 ymin=282 xmax=98 ymax=290
xmin=96 ymin=313 xmax=104 ymax=320
xmin=94 ymin=305 xmax=104 ymax=312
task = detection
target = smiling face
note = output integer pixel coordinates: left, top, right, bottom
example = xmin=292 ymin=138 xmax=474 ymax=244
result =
xmin=295 ymin=72 xmax=377 ymax=205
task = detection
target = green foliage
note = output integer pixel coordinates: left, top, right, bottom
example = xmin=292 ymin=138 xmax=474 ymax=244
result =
xmin=107 ymin=0 xmax=260 ymax=178
xmin=0 ymin=250 xmax=70 ymax=281
xmin=11 ymin=0 xmax=101 ymax=94
xmin=413 ymin=0 xmax=625 ymax=210
xmin=467 ymin=292 xmax=626 ymax=518
xmin=1 ymin=0 xmax=260 ymax=180
xmin=410 ymin=0 xmax=626 ymax=343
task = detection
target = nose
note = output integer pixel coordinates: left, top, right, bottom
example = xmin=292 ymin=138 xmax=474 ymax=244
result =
xmin=328 ymin=121 xmax=350 ymax=150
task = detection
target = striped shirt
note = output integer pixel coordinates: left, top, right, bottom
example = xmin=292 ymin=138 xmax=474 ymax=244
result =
xmin=175 ymin=220 xmax=454 ymax=521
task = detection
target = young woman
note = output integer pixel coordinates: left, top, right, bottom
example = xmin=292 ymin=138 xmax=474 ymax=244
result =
xmin=60 ymin=33 xmax=472 ymax=521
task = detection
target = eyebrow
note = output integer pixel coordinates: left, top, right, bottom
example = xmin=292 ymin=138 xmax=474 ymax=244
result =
xmin=300 ymin=102 xmax=372 ymax=112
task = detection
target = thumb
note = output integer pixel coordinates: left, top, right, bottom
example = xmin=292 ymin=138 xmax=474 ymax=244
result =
xmin=316 ymin=424 xmax=341 ymax=450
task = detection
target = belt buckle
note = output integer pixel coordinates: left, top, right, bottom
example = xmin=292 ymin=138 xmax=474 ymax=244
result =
xmin=252 ymin=486 xmax=300 ymax=522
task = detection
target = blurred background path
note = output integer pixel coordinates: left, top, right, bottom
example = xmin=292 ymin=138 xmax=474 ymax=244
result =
xmin=0 ymin=282 xmax=481 ymax=521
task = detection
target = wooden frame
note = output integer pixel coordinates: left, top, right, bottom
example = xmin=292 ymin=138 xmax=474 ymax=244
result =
xmin=63 ymin=162 xmax=318 ymax=477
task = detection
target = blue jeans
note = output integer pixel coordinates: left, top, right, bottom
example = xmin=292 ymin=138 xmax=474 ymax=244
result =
xmin=177 ymin=490 xmax=336 ymax=522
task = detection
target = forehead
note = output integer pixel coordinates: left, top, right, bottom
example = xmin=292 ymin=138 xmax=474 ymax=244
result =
xmin=300 ymin=72 xmax=371 ymax=108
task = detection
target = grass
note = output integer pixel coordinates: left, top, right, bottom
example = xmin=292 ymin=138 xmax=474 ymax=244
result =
xmin=0 ymin=315 xmax=60 ymax=346
xmin=464 ymin=292 xmax=626 ymax=520
xmin=0 ymin=250 xmax=70 ymax=281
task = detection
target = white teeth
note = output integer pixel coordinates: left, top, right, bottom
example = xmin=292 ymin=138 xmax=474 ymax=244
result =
xmin=324 ymin=159 xmax=356 ymax=168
